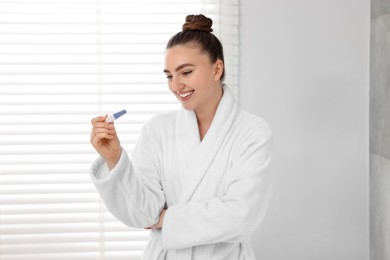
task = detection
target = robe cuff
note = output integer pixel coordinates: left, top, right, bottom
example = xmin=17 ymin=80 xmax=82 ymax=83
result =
xmin=161 ymin=205 xmax=176 ymax=250
xmin=161 ymin=204 xmax=192 ymax=250
xmin=90 ymin=147 xmax=128 ymax=183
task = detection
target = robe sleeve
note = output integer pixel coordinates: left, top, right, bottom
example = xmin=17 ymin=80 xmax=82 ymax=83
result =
xmin=90 ymin=120 xmax=165 ymax=228
xmin=161 ymin=128 xmax=273 ymax=250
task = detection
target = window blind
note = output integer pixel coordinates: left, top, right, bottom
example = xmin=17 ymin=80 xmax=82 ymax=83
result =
xmin=0 ymin=1 xmax=239 ymax=259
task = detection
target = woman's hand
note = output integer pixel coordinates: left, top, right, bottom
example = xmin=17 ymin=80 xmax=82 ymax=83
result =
xmin=90 ymin=115 xmax=121 ymax=170
xmin=145 ymin=209 xmax=167 ymax=230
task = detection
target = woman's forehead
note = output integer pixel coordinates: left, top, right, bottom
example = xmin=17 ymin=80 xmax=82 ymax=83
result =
xmin=164 ymin=45 xmax=209 ymax=68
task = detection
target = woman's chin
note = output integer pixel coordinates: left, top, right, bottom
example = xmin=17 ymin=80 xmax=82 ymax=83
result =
xmin=181 ymin=104 xmax=194 ymax=111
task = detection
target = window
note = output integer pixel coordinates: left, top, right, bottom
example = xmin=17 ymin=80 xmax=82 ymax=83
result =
xmin=0 ymin=1 xmax=239 ymax=259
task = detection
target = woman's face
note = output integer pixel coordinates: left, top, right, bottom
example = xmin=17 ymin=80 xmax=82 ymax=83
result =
xmin=164 ymin=44 xmax=223 ymax=113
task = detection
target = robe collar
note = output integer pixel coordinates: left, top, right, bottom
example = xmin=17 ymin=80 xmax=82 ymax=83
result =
xmin=175 ymin=85 xmax=238 ymax=203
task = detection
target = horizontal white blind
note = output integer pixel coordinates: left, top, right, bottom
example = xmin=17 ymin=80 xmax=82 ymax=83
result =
xmin=0 ymin=0 xmax=239 ymax=259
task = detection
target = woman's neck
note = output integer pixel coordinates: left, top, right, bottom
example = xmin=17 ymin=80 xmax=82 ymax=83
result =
xmin=195 ymin=85 xmax=223 ymax=141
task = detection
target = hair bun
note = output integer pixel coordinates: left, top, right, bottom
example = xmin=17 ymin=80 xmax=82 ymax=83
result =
xmin=182 ymin=14 xmax=213 ymax=33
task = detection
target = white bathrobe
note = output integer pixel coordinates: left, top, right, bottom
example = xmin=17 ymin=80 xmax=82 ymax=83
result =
xmin=90 ymin=86 xmax=273 ymax=260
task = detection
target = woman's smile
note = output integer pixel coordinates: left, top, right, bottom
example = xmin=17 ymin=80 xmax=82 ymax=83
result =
xmin=178 ymin=90 xmax=194 ymax=101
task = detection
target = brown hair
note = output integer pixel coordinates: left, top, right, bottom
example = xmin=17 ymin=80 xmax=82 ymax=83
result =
xmin=166 ymin=14 xmax=225 ymax=81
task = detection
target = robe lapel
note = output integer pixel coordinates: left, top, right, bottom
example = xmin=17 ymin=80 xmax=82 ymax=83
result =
xmin=175 ymin=86 xmax=238 ymax=203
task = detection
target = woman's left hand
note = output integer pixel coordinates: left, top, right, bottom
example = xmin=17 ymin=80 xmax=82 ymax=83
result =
xmin=145 ymin=209 xmax=167 ymax=230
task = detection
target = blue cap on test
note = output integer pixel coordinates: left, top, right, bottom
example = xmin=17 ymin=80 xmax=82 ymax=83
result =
xmin=113 ymin=109 xmax=127 ymax=120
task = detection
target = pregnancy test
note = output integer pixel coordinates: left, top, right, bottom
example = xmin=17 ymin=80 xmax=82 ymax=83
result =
xmin=105 ymin=109 xmax=127 ymax=122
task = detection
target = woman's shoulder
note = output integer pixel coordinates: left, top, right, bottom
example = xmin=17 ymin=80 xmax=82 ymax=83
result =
xmin=228 ymin=109 xmax=273 ymax=163
xmin=235 ymin=109 xmax=272 ymax=140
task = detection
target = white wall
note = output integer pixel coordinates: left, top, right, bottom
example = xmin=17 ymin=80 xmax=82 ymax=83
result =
xmin=239 ymin=1 xmax=370 ymax=259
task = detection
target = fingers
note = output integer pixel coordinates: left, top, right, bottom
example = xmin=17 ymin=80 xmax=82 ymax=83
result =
xmin=91 ymin=115 xmax=107 ymax=124
xmin=90 ymin=128 xmax=116 ymax=144
xmin=89 ymin=115 xmax=122 ymax=168
xmin=90 ymin=127 xmax=116 ymax=142
xmin=90 ymin=115 xmax=117 ymax=143
xmin=147 ymin=209 xmax=167 ymax=230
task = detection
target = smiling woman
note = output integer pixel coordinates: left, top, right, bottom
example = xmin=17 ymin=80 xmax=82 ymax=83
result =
xmin=0 ymin=1 xmax=239 ymax=260
xmin=89 ymin=13 xmax=272 ymax=260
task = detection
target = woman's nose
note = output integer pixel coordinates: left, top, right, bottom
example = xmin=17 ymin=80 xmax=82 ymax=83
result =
xmin=171 ymin=78 xmax=184 ymax=92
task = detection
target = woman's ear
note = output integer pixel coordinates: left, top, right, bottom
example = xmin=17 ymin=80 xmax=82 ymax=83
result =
xmin=214 ymin=59 xmax=224 ymax=81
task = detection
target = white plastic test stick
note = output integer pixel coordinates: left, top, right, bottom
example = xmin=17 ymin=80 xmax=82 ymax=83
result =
xmin=105 ymin=109 xmax=127 ymax=122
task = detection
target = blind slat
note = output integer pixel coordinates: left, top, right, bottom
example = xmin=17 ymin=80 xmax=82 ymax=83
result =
xmin=0 ymin=194 xmax=99 ymax=204
xmin=0 ymin=204 xmax=114 ymax=214
xmin=1 ymin=231 xmax=149 ymax=244
xmin=2 ymin=242 xmax=148 ymax=254
xmin=0 ymin=223 xmax=146 ymax=235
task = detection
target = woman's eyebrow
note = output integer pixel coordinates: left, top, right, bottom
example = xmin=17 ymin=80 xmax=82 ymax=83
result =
xmin=163 ymin=63 xmax=195 ymax=73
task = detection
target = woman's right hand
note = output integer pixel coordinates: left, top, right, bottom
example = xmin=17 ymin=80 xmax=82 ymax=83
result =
xmin=90 ymin=115 xmax=122 ymax=170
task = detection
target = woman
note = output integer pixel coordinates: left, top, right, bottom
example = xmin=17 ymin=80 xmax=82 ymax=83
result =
xmin=90 ymin=14 xmax=272 ymax=260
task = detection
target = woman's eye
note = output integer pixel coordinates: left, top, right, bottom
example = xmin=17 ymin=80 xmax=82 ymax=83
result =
xmin=166 ymin=75 xmax=172 ymax=80
xmin=183 ymin=71 xmax=192 ymax=76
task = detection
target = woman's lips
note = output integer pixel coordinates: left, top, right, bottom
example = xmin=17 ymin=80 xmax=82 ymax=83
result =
xmin=178 ymin=90 xmax=194 ymax=101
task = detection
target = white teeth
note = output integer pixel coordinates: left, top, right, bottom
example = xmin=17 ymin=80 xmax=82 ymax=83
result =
xmin=179 ymin=91 xmax=194 ymax=98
